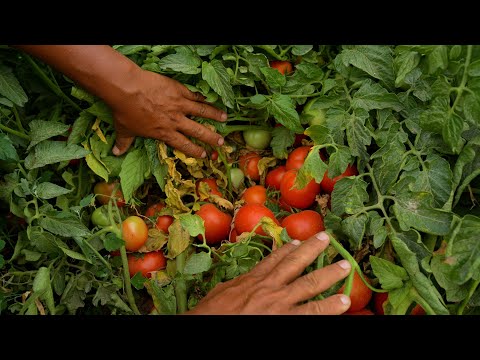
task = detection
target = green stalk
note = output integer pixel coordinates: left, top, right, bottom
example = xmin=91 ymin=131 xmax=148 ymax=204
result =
xmin=0 ymin=123 xmax=30 ymax=140
xmin=175 ymin=250 xmax=188 ymax=314
xmin=457 ymin=278 xmax=480 ymax=315
xmin=119 ymin=245 xmax=141 ymax=315
xmin=12 ymin=106 xmax=26 ymax=133
xmin=256 ymin=45 xmax=283 ymax=60
xmin=24 ymin=55 xmax=82 ymax=111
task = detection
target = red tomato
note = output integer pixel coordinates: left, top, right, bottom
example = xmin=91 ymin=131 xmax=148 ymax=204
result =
xmin=373 ymin=292 xmax=425 ymax=315
xmin=321 ymin=164 xmax=358 ymax=194
xmin=127 ymin=251 xmax=167 ymax=278
xmin=196 ymin=178 xmax=223 ymax=198
xmin=345 ymin=308 xmax=375 ymax=315
xmin=122 ymin=216 xmax=149 ymax=252
xmin=145 ymin=202 xmax=165 ymax=218
xmin=265 ymin=165 xmax=286 ymax=191
xmin=211 ymin=150 xmax=219 ymax=161
xmin=242 ymin=185 xmax=267 ymax=205
xmin=195 ymin=203 xmax=232 ymax=245
xmin=94 ymin=181 xmax=126 ymax=207
xmin=155 ymin=215 xmax=174 ymax=234
xmin=278 ymin=196 xmax=294 ymax=212
xmin=293 ymin=134 xmax=307 ymax=147
xmin=239 ymin=152 xmax=262 ymax=181
xmin=270 ymin=60 xmax=293 ymax=75
xmin=338 ymin=271 xmax=373 ymax=313
xmin=234 ymin=203 xmax=279 ymax=236
xmin=280 ymin=169 xmax=321 ymax=209
xmin=281 ymin=210 xmax=325 ymax=241
xmin=229 ymin=228 xmax=238 ymax=243
xmin=285 ymin=146 xmax=311 ymax=171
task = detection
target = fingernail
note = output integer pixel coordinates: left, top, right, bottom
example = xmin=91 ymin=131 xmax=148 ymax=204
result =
xmin=221 ymin=113 xmax=227 ymax=121
xmin=217 ymin=137 xmax=224 ymax=146
xmin=315 ymin=232 xmax=330 ymax=241
xmin=337 ymin=260 xmax=351 ymax=270
xmin=112 ymin=146 xmax=120 ymax=155
xmin=291 ymin=239 xmax=301 ymax=246
xmin=339 ymin=295 xmax=350 ymax=305
xmin=201 ymin=151 xmax=207 ymax=158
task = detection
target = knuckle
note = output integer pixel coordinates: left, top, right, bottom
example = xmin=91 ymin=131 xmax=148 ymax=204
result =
xmin=302 ymin=272 xmax=322 ymax=293
xmin=198 ymin=103 xmax=207 ymax=116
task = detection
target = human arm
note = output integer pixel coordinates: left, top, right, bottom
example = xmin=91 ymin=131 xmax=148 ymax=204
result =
xmin=14 ymin=45 xmax=227 ymax=158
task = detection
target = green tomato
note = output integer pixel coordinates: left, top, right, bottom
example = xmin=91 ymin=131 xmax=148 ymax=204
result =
xmin=230 ymin=168 xmax=245 ymax=189
xmin=301 ymin=98 xmax=327 ymax=126
xmin=91 ymin=206 xmax=110 ymax=227
xmin=243 ymin=129 xmax=272 ymax=150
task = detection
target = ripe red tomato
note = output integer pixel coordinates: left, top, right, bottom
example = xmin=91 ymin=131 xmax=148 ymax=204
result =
xmin=338 ymin=271 xmax=373 ymax=313
xmin=145 ymin=202 xmax=165 ymax=218
xmin=127 ymin=251 xmax=167 ymax=278
xmin=239 ymin=152 xmax=261 ymax=181
xmin=345 ymin=308 xmax=375 ymax=315
xmin=281 ymin=210 xmax=325 ymax=241
xmin=94 ymin=181 xmax=126 ymax=207
xmin=280 ymin=169 xmax=321 ymax=209
xmin=234 ymin=203 xmax=279 ymax=236
xmin=373 ymin=292 xmax=425 ymax=315
xmin=265 ymin=165 xmax=286 ymax=191
xmin=278 ymin=196 xmax=294 ymax=212
xmin=285 ymin=146 xmax=311 ymax=171
xmin=242 ymin=185 xmax=267 ymax=205
xmin=211 ymin=150 xmax=219 ymax=161
xmin=270 ymin=60 xmax=293 ymax=75
xmin=196 ymin=178 xmax=223 ymax=198
xmin=122 ymin=216 xmax=149 ymax=252
xmin=195 ymin=203 xmax=232 ymax=245
xmin=321 ymin=164 xmax=358 ymax=194
xmin=229 ymin=228 xmax=238 ymax=243
xmin=155 ymin=215 xmax=174 ymax=234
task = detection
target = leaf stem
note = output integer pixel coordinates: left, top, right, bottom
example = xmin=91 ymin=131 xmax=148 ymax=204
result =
xmin=0 ymin=123 xmax=30 ymax=140
xmin=457 ymin=278 xmax=480 ymax=315
xmin=12 ymin=106 xmax=26 ymax=133
xmin=175 ymin=249 xmax=188 ymax=314
xmin=256 ymin=45 xmax=283 ymax=60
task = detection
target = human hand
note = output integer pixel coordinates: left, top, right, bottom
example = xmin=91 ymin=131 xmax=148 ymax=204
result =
xmin=110 ymin=68 xmax=228 ymax=158
xmin=184 ymin=231 xmax=352 ymax=315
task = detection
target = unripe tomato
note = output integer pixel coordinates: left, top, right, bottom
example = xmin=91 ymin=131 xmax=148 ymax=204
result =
xmin=234 ymin=203 xmax=279 ymax=236
xmin=241 ymin=185 xmax=267 ymax=205
xmin=243 ymin=129 xmax=272 ymax=150
xmin=338 ymin=271 xmax=373 ymax=313
xmin=239 ymin=152 xmax=261 ymax=181
xmin=196 ymin=203 xmax=232 ymax=245
xmin=93 ymin=181 xmax=126 ymax=207
xmin=321 ymin=164 xmax=358 ymax=194
xmin=127 ymin=251 xmax=167 ymax=278
xmin=230 ymin=168 xmax=245 ymax=189
xmin=270 ymin=60 xmax=293 ymax=75
xmin=91 ymin=206 xmax=110 ymax=227
xmin=265 ymin=165 xmax=286 ymax=191
xmin=281 ymin=210 xmax=325 ymax=241
xmin=122 ymin=216 xmax=149 ymax=252
xmin=280 ymin=169 xmax=321 ymax=209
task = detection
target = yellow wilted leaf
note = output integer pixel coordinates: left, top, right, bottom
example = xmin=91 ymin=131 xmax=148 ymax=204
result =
xmin=164 ymin=158 xmax=182 ymax=183
xmin=174 ymin=149 xmax=207 ymax=178
xmin=91 ymin=118 xmax=108 ymax=144
xmin=166 ymin=219 xmax=191 ymax=259
xmin=210 ymin=194 xmax=234 ymax=211
xmin=259 ymin=216 xmax=283 ymax=249
xmin=151 ymin=270 xmax=171 ymax=287
xmin=142 ymin=228 xmax=169 ymax=252
xmin=158 ymin=142 xmax=169 ymax=160
xmin=257 ymin=156 xmax=277 ymax=177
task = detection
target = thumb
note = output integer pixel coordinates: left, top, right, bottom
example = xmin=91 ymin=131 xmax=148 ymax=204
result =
xmin=112 ymin=131 xmax=135 ymax=156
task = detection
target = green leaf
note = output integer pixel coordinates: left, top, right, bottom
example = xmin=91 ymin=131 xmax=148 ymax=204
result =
xmin=292 ymin=45 xmax=313 ymax=56
xmin=144 ymin=139 xmax=167 ymax=191
xmin=104 ymin=233 xmax=124 ymax=252
xmin=462 ymin=94 xmax=480 ymax=127
xmin=442 ymin=112 xmax=465 ymax=154
xmin=327 ymin=146 xmax=351 ymax=179
xmin=148 ymin=282 xmax=176 ymax=315
xmin=71 ymin=86 xmax=95 ymax=104
xmin=85 ymin=153 xmax=109 ymax=182
xmin=119 ymin=148 xmax=150 ymax=203
xmin=86 ymin=101 xmax=113 ymax=124
xmin=183 ymin=252 xmax=212 ymax=275
xmin=27 ymin=120 xmax=70 ymax=150
xmin=131 ymin=272 xmax=146 ymax=290
xmin=35 ymin=182 xmax=72 ymax=200
xmin=394 ymin=51 xmax=421 ymax=87
xmin=393 ymin=192 xmax=453 ymax=235
xmin=427 ymin=46 xmax=448 ymax=74
xmin=346 ymin=110 xmax=371 ymax=161
xmin=352 ymin=80 xmax=403 ymax=112
xmin=179 ymin=214 xmax=205 ymax=238
xmin=167 ymin=219 xmax=191 ymax=259
xmin=371 ymin=140 xmax=405 ymax=195
xmin=270 ymin=125 xmax=295 ymax=160
xmin=367 ymin=211 xmax=388 ymax=248
xmin=267 ymin=94 xmax=302 ymax=132
xmin=341 ymin=214 xmax=368 ymax=250
xmin=305 ymin=125 xmax=330 ymax=145
xmin=0 ymin=133 xmax=18 ymax=161
xmin=370 ymin=256 xmax=409 ymax=290
xmin=24 ymin=141 xmax=90 ymax=170
xmin=0 ymin=97 xmax=13 ymax=107
xmin=0 ymin=65 xmax=28 ymax=106
xmin=244 ymin=53 xmax=270 ymax=79
xmin=68 ymin=111 xmax=94 ymax=145
xmin=202 ymin=60 xmax=235 ymax=108
xmin=296 ymin=145 xmax=327 ymax=187
xmin=59 ymin=246 xmax=89 ymax=262
xmin=331 ymin=177 xmax=369 ymax=216
xmin=114 ymin=45 xmax=151 ymax=55
xmin=39 ymin=211 xmax=91 ymax=237
xmin=260 ymin=66 xmax=287 ymax=88
xmin=159 ymin=46 xmax=202 ymax=74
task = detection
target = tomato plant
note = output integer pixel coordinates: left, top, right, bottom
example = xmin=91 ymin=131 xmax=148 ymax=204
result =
xmin=281 ymin=210 xmax=324 ymax=241
xmin=239 ymin=152 xmax=261 ymax=181
xmin=285 ymin=146 xmax=311 ymax=171
xmin=195 ymin=203 xmax=232 ymax=245
xmin=301 ymin=97 xmax=327 ymax=126
xmin=94 ymin=181 xmax=126 ymax=207
xmin=373 ymin=292 xmax=425 ymax=315
xmin=241 ymin=185 xmax=267 ymax=205
xmin=265 ymin=165 xmax=286 ymax=191
xmin=338 ymin=271 xmax=373 ymax=313
xmin=230 ymin=168 xmax=245 ymax=189
xmin=127 ymin=251 xmax=167 ymax=278
xmin=234 ymin=203 xmax=279 ymax=236
xmin=196 ymin=178 xmax=223 ymax=198
xmin=91 ymin=206 xmax=110 ymax=227
xmin=122 ymin=216 xmax=149 ymax=252
xmin=270 ymin=60 xmax=293 ymax=75
xmin=321 ymin=164 xmax=358 ymax=194
xmin=243 ymin=129 xmax=272 ymax=150
xmin=280 ymin=169 xmax=321 ymax=209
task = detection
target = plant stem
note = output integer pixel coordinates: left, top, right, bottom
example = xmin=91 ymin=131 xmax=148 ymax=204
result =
xmin=457 ymin=278 xmax=480 ymax=315
xmin=12 ymin=106 xmax=26 ymax=133
xmin=0 ymin=123 xmax=30 ymax=140
xmin=119 ymin=245 xmax=141 ymax=315
xmin=256 ymin=45 xmax=283 ymax=60
xmin=175 ymin=250 xmax=188 ymax=314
